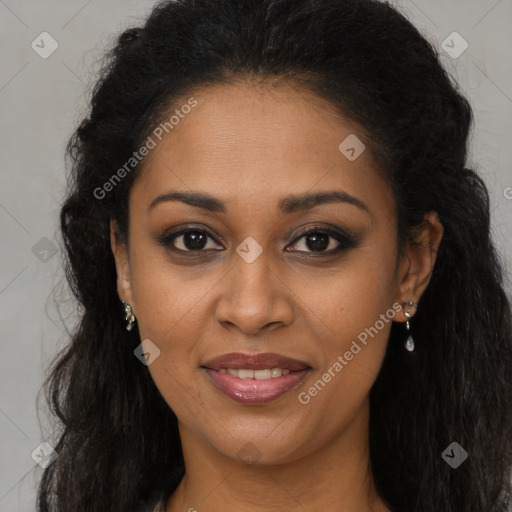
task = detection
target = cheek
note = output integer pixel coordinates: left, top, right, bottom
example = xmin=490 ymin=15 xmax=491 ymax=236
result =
xmin=293 ymin=254 xmax=395 ymax=414
xmin=297 ymin=322 xmax=391 ymax=446
xmin=292 ymin=248 xmax=395 ymax=344
xmin=129 ymin=258 xmax=210 ymax=415
xmin=128 ymin=242 xmax=208 ymax=340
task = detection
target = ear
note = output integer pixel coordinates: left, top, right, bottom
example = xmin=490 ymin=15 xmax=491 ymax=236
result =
xmin=395 ymin=211 xmax=444 ymax=321
xmin=110 ymin=219 xmax=135 ymax=309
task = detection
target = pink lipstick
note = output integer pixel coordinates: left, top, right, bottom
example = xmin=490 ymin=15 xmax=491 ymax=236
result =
xmin=201 ymin=352 xmax=311 ymax=404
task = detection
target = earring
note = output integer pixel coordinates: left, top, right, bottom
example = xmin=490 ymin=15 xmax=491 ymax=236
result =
xmin=403 ymin=300 xmax=417 ymax=352
xmin=121 ymin=300 xmax=136 ymax=331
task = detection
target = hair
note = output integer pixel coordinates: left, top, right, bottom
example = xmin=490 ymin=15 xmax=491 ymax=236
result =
xmin=37 ymin=0 xmax=512 ymax=511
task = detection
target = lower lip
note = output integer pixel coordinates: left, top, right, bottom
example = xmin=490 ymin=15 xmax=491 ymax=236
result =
xmin=202 ymin=368 xmax=310 ymax=404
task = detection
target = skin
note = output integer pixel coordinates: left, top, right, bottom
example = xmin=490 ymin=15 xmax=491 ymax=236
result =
xmin=111 ymin=80 xmax=444 ymax=512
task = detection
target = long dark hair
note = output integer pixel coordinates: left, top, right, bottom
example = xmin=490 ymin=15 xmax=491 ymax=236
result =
xmin=37 ymin=1 xmax=512 ymax=510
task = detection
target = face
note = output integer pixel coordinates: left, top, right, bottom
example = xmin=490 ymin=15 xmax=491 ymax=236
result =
xmin=111 ymin=80 xmax=440 ymax=465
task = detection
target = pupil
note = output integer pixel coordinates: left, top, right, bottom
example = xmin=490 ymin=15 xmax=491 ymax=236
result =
xmin=306 ymin=233 xmax=328 ymax=252
xmin=185 ymin=231 xmax=206 ymax=250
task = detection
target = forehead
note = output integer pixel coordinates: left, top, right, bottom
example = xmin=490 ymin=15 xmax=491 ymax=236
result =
xmin=131 ymin=81 xmax=394 ymax=219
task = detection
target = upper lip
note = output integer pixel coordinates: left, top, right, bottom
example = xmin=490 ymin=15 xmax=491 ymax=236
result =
xmin=201 ymin=352 xmax=311 ymax=371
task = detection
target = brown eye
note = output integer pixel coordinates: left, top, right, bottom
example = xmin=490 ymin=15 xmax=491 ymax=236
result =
xmin=287 ymin=227 xmax=358 ymax=254
xmin=158 ymin=228 xmax=224 ymax=252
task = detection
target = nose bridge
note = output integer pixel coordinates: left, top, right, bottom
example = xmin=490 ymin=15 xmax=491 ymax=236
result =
xmin=233 ymin=242 xmax=273 ymax=296
xmin=215 ymin=240 xmax=293 ymax=333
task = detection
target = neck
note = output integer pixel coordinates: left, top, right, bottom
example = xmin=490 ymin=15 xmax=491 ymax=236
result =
xmin=165 ymin=399 xmax=391 ymax=512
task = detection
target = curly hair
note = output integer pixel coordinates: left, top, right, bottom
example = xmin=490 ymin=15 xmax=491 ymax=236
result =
xmin=37 ymin=0 xmax=512 ymax=511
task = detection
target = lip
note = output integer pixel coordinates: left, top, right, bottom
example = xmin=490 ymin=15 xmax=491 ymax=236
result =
xmin=201 ymin=352 xmax=312 ymax=404
xmin=201 ymin=352 xmax=311 ymax=371
xmin=202 ymin=367 xmax=311 ymax=404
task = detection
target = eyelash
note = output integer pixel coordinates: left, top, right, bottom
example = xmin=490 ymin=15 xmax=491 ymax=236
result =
xmin=157 ymin=225 xmax=358 ymax=256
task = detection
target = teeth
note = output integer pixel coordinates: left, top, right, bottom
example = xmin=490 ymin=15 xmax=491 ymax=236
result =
xmin=254 ymin=369 xmax=271 ymax=380
xmin=217 ymin=368 xmax=294 ymax=379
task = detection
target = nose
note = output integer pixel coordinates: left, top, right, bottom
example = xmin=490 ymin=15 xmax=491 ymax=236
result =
xmin=214 ymin=248 xmax=294 ymax=335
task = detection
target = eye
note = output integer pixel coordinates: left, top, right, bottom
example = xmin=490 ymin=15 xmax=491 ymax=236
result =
xmin=157 ymin=225 xmax=358 ymax=255
xmin=158 ymin=227 xmax=223 ymax=252
xmin=287 ymin=226 xmax=357 ymax=254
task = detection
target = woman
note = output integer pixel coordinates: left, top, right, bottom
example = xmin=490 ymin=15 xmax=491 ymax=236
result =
xmin=37 ymin=0 xmax=512 ymax=511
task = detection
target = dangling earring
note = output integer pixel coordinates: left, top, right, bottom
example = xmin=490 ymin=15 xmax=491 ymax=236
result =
xmin=121 ymin=300 xmax=136 ymax=331
xmin=403 ymin=299 xmax=418 ymax=352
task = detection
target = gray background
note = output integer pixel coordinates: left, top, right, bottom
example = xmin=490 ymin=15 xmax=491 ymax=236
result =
xmin=1 ymin=1 xmax=511 ymax=510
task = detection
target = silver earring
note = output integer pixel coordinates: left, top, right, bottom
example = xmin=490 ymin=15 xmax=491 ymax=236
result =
xmin=121 ymin=300 xmax=136 ymax=331
xmin=403 ymin=300 xmax=417 ymax=352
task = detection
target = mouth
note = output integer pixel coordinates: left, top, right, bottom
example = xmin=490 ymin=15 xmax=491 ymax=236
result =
xmin=201 ymin=352 xmax=311 ymax=404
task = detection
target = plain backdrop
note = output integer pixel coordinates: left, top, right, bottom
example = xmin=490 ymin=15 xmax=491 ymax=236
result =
xmin=1 ymin=0 xmax=511 ymax=510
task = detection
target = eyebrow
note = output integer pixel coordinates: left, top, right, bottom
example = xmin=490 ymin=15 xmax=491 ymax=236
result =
xmin=148 ymin=189 xmax=371 ymax=216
